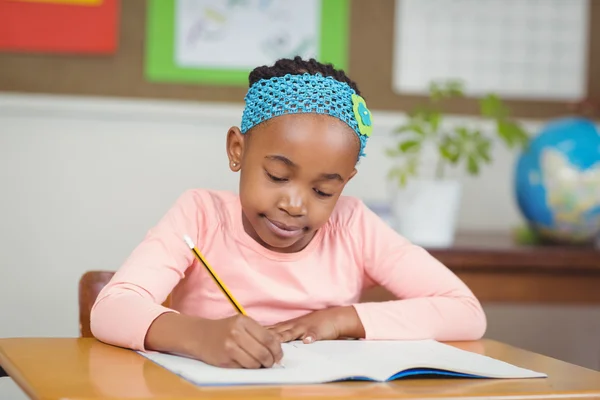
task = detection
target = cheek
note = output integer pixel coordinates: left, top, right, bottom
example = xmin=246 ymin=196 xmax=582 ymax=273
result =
xmin=307 ymin=198 xmax=338 ymax=227
xmin=239 ymin=169 xmax=274 ymax=209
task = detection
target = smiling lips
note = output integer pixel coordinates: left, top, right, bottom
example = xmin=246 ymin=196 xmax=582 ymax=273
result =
xmin=264 ymin=217 xmax=304 ymax=239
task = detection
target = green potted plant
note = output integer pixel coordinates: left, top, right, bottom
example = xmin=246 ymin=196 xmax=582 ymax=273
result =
xmin=385 ymin=80 xmax=529 ymax=247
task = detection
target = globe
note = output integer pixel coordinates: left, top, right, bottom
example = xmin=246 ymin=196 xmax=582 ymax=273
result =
xmin=514 ymin=117 xmax=600 ymax=244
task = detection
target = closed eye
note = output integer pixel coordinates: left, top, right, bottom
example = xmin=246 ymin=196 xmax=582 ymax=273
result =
xmin=266 ymin=171 xmax=288 ymax=182
xmin=314 ymin=189 xmax=333 ymax=198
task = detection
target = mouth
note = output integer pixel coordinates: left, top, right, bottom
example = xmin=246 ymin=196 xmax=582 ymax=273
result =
xmin=263 ymin=216 xmax=305 ymax=239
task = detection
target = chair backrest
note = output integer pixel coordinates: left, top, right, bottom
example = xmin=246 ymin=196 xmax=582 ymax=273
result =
xmin=78 ymin=270 xmax=393 ymax=337
xmin=78 ymin=270 xmax=173 ymax=337
xmin=78 ymin=270 xmax=117 ymax=337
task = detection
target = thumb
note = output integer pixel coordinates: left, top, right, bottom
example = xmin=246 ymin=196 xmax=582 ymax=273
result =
xmin=302 ymin=331 xmax=318 ymax=344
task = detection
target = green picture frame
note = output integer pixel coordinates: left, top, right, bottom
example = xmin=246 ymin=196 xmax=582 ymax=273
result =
xmin=145 ymin=0 xmax=350 ymax=86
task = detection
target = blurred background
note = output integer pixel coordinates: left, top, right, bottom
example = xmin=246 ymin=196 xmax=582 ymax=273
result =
xmin=1 ymin=0 xmax=599 ymax=379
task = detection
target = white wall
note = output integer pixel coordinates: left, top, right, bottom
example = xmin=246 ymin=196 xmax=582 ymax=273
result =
xmin=1 ymin=92 xmax=598 ymax=370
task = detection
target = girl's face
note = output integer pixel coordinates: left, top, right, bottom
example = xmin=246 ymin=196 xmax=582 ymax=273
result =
xmin=226 ymin=113 xmax=359 ymax=253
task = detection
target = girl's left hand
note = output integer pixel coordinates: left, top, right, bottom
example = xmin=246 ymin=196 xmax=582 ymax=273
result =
xmin=267 ymin=306 xmax=365 ymax=344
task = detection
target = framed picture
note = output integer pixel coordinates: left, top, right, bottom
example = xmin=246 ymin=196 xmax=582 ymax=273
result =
xmin=145 ymin=0 xmax=350 ymax=86
xmin=0 ymin=0 xmax=118 ymax=54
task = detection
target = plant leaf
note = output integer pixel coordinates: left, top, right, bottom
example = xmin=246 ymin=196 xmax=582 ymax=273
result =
xmin=440 ymin=146 xmax=459 ymax=163
xmin=386 ymin=155 xmax=419 ymax=187
xmin=429 ymin=79 xmax=465 ymax=101
xmin=385 ymin=147 xmax=401 ymax=158
xmin=497 ymin=120 xmax=529 ymax=149
xmin=425 ymin=110 xmax=441 ymax=134
xmin=393 ymin=121 xmax=427 ymax=136
xmin=429 ymin=81 xmax=444 ymax=102
xmin=398 ymin=140 xmax=421 ymax=153
xmin=455 ymin=126 xmax=470 ymax=139
xmin=393 ymin=125 xmax=414 ymax=135
xmin=387 ymin=167 xmax=400 ymax=179
xmin=439 ymin=136 xmax=461 ymax=163
xmin=480 ymin=94 xmax=508 ymax=119
xmin=477 ymin=140 xmax=492 ymax=163
xmin=467 ymin=155 xmax=480 ymax=175
xmin=446 ymin=79 xmax=465 ymax=97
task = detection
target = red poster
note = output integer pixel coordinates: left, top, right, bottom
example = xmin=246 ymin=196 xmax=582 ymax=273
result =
xmin=0 ymin=0 xmax=119 ymax=54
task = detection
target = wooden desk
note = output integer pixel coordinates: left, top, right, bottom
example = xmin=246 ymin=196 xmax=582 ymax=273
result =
xmin=362 ymin=232 xmax=600 ymax=305
xmin=1 ymin=338 xmax=600 ymax=399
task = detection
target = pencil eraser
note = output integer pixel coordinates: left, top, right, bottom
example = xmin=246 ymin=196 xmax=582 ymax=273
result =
xmin=183 ymin=235 xmax=194 ymax=249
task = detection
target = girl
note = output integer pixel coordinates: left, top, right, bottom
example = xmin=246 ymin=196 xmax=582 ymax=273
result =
xmin=91 ymin=57 xmax=486 ymax=370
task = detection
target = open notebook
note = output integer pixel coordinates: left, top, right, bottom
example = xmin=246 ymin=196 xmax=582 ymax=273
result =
xmin=139 ymin=340 xmax=546 ymax=386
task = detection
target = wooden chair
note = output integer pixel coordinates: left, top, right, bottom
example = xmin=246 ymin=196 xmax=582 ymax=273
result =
xmin=78 ymin=271 xmax=173 ymax=337
xmin=78 ymin=271 xmax=117 ymax=337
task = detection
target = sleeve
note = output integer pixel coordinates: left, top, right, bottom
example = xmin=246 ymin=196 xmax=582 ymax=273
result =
xmin=351 ymin=201 xmax=487 ymax=341
xmin=90 ymin=190 xmax=209 ymax=351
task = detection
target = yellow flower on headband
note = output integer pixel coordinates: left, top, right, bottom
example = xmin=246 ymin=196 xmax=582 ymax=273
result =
xmin=352 ymin=94 xmax=373 ymax=137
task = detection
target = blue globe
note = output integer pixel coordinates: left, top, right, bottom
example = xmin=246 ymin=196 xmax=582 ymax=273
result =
xmin=514 ymin=117 xmax=600 ymax=244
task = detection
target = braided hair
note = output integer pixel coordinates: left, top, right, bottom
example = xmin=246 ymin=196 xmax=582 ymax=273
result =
xmin=248 ymin=56 xmax=362 ymax=96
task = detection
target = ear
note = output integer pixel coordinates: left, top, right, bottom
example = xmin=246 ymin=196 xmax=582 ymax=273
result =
xmin=346 ymin=168 xmax=358 ymax=183
xmin=226 ymin=126 xmax=245 ymax=172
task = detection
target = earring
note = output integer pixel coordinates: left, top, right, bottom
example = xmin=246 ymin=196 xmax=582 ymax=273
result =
xmin=231 ymin=161 xmax=238 ymax=168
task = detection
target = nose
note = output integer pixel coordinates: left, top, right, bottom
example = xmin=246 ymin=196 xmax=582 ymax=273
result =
xmin=278 ymin=187 xmax=307 ymax=217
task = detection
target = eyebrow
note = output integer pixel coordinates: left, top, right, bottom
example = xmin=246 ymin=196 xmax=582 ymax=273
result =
xmin=266 ymin=155 xmax=296 ymax=167
xmin=320 ymin=172 xmax=343 ymax=182
xmin=265 ymin=155 xmax=344 ymax=182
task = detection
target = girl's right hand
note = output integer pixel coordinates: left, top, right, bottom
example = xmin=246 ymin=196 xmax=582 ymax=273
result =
xmin=191 ymin=315 xmax=284 ymax=369
xmin=145 ymin=312 xmax=283 ymax=369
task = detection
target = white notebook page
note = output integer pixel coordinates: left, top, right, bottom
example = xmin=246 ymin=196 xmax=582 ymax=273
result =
xmin=140 ymin=343 xmax=358 ymax=385
xmin=292 ymin=340 xmax=546 ymax=380
xmin=139 ymin=340 xmax=546 ymax=386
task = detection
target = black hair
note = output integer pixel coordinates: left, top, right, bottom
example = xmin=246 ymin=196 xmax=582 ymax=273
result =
xmin=248 ymin=56 xmax=362 ymax=96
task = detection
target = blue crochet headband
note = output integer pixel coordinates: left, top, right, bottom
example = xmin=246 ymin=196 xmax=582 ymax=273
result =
xmin=240 ymin=73 xmax=373 ymax=158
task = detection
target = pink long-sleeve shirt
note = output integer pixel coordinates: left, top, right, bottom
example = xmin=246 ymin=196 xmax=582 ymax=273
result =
xmin=91 ymin=189 xmax=486 ymax=351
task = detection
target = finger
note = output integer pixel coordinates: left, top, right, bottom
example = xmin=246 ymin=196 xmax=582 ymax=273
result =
xmin=263 ymin=327 xmax=284 ymax=343
xmin=226 ymin=340 xmax=262 ymax=369
xmin=219 ymin=359 xmax=243 ymax=369
xmin=242 ymin=321 xmax=284 ymax=366
xmin=278 ymin=330 xmax=297 ymax=343
xmin=268 ymin=322 xmax=292 ymax=335
xmin=302 ymin=330 xmax=318 ymax=344
xmin=265 ymin=324 xmax=281 ymax=331
xmin=266 ymin=319 xmax=296 ymax=332
xmin=279 ymin=325 xmax=306 ymax=343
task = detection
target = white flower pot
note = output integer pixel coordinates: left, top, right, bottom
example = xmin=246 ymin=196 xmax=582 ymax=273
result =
xmin=391 ymin=179 xmax=462 ymax=248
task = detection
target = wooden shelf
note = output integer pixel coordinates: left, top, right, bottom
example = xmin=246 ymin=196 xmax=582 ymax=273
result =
xmin=361 ymin=232 xmax=600 ymax=305
xmin=429 ymin=232 xmax=600 ymax=272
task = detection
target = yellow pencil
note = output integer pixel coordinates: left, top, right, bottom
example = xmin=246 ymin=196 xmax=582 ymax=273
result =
xmin=183 ymin=235 xmax=285 ymax=368
xmin=183 ymin=235 xmax=247 ymax=315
